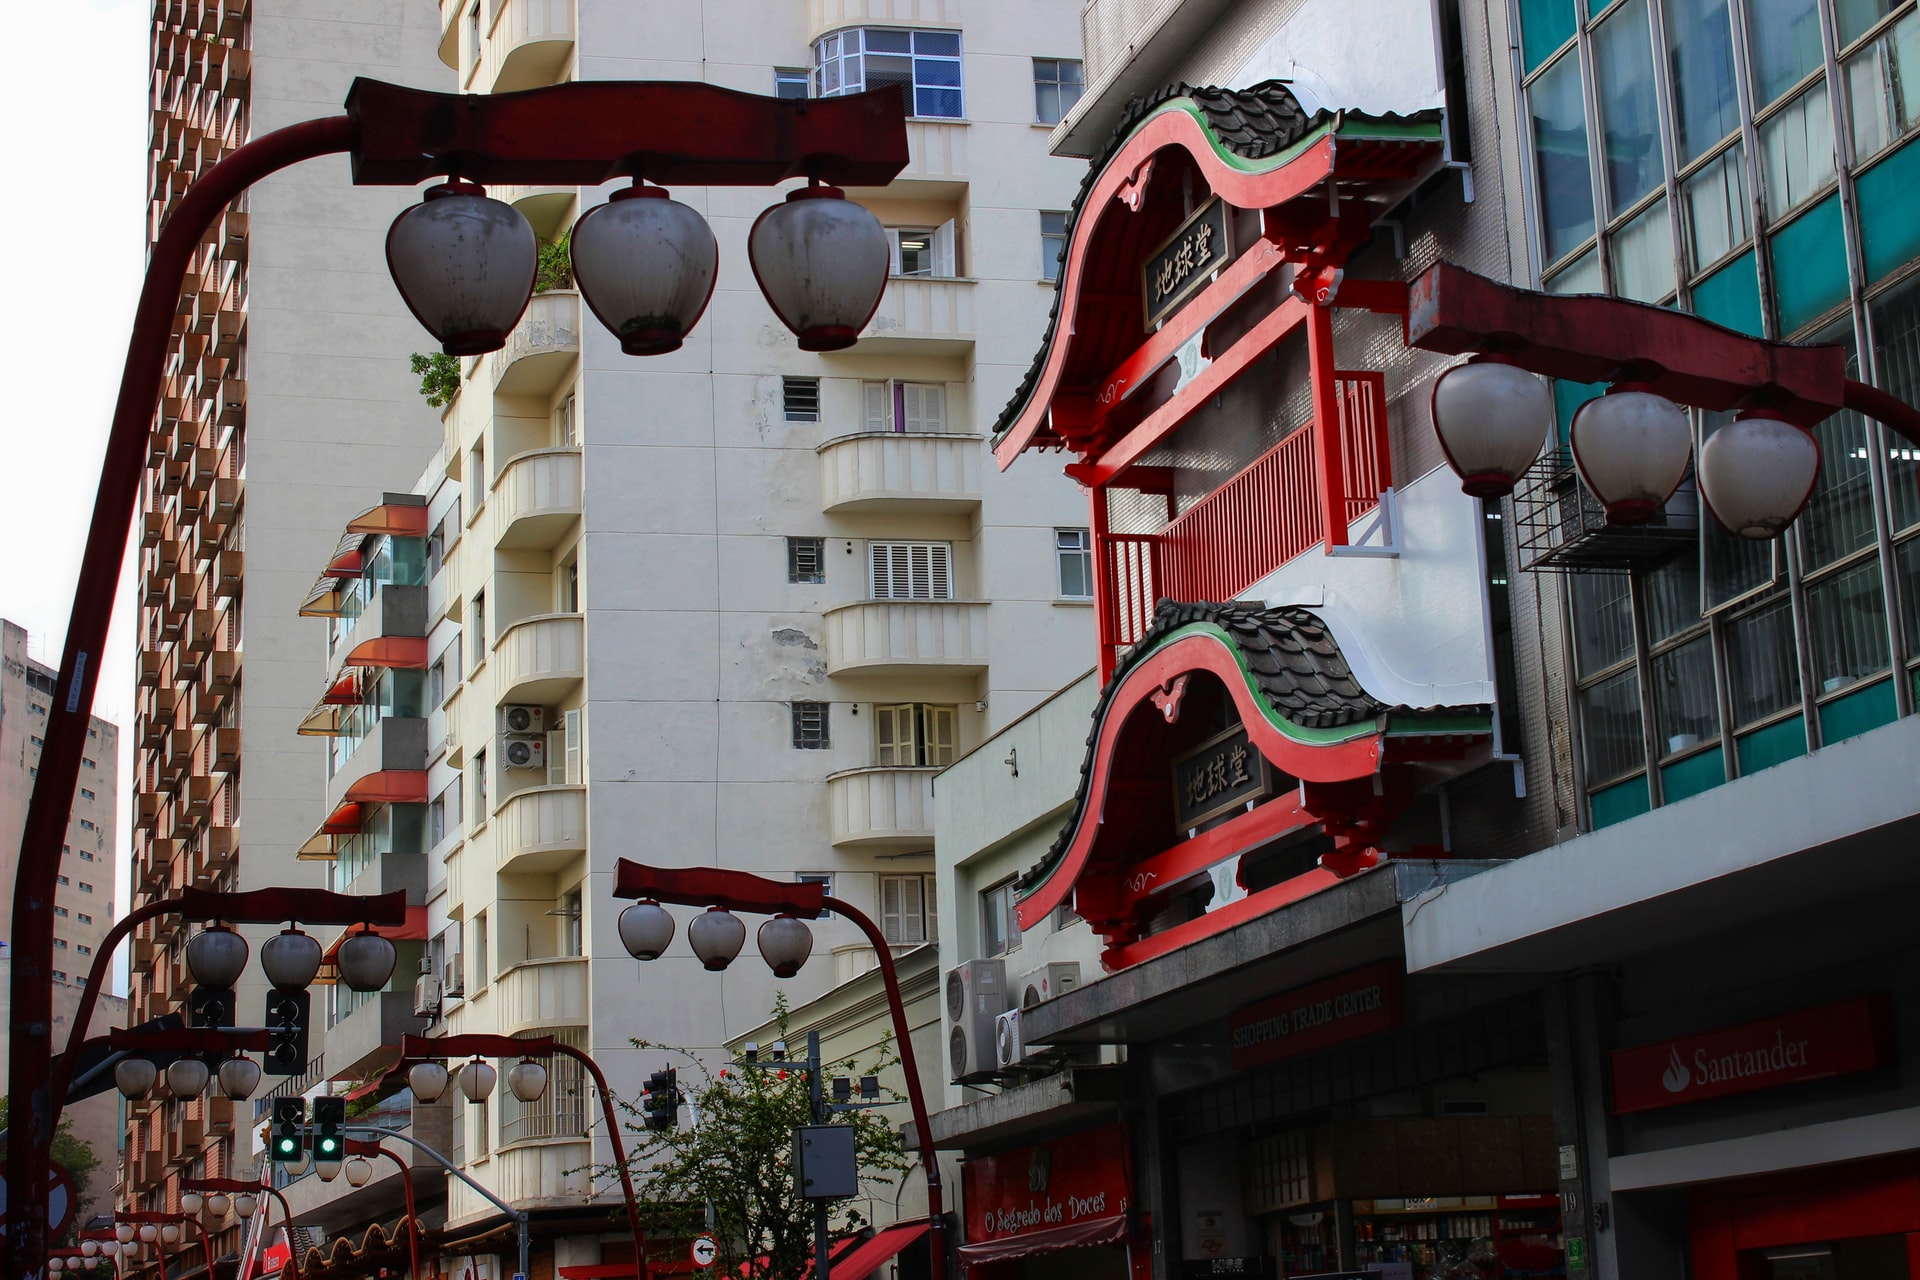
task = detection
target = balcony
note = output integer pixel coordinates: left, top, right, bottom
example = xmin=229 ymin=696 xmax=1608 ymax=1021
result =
xmin=328 ymin=583 xmax=428 ymax=683
xmin=485 ymin=0 xmax=575 ymax=94
xmin=827 ymin=766 xmax=938 ymax=850
xmin=852 ymin=277 xmax=974 ymax=355
xmin=489 ymin=289 xmax=580 ymax=395
xmin=329 ymin=716 xmax=429 ymax=808
xmin=494 ymin=956 xmax=588 ymax=1035
xmin=323 ymin=990 xmax=414 ymax=1080
xmin=495 ymin=784 xmax=586 ymax=876
xmin=818 ymin=432 xmax=982 ymax=513
xmin=495 ymin=612 xmax=584 ymax=705
xmin=343 ymin=850 xmax=427 ymax=903
xmin=821 ymin=599 xmax=988 ymax=677
xmin=492 ymin=447 xmax=582 ymax=549
xmin=447 ymin=1141 xmax=590 ymax=1224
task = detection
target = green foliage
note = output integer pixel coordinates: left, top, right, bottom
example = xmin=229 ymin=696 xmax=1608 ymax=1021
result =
xmin=609 ymin=999 xmax=908 ymax=1280
xmin=0 ymin=1096 xmax=104 ymax=1243
xmin=409 ymin=351 xmax=461 ymax=409
xmin=536 ymin=235 xmax=574 ymax=293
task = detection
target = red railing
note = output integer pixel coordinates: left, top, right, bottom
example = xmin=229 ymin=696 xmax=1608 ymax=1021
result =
xmin=1094 ymin=373 xmax=1391 ymax=667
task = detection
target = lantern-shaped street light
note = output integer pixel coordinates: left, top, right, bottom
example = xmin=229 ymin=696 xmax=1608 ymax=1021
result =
xmin=180 ymin=1192 xmax=203 ymax=1216
xmin=1570 ymin=386 xmax=1695 ymax=525
xmin=455 ymin=1058 xmax=497 ymax=1102
xmin=218 ymin=1055 xmax=261 ymax=1101
xmin=114 ymin=1058 xmax=156 ymax=1101
xmin=618 ymin=901 xmax=675 ymax=961
xmin=757 ymin=915 xmax=814 ymax=979
xmin=1429 ymin=357 xmax=1553 ymax=498
xmin=185 ymin=924 xmax=249 ymax=988
xmin=231 ymin=1193 xmax=255 ymax=1220
xmin=386 ymin=181 xmax=539 ymax=356
xmin=749 ymin=183 xmax=891 ymax=352
xmin=570 ymin=183 xmax=720 ymax=356
xmin=260 ymin=926 xmax=323 ymax=990
xmin=207 ymin=1192 xmax=231 ymax=1218
xmin=112 ymin=1226 xmax=134 ymax=1246
xmin=409 ymin=1060 xmax=450 ymax=1102
xmin=337 ymin=927 xmax=399 ymax=993
xmin=343 ymin=1155 xmax=374 ymax=1187
xmin=1696 ymin=412 xmax=1822 ymax=539
xmin=164 ymin=1058 xmax=210 ymax=1101
xmin=507 ymin=1059 xmax=549 ymax=1103
xmin=687 ymin=907 xmax=747 ymax=971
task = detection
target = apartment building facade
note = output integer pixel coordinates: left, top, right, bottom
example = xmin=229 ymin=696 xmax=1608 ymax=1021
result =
xmin=125 ymin=0 xmax=450 ymax=1247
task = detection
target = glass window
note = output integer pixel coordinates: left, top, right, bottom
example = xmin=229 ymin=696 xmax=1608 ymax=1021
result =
xmin=1807 ymin=559 xmax=1891 ymax=691
xmin=1532 ymin=52 xmax=1599 ymax=264
xmin=1580 ymin=669 xmax=1647 ymax=784
xmin=1772 ymin=193 xmax=1851 ymax=332
xmin=1040 ymin=211 xmax=1068 ymax=282
xmin=788 ymin=536 xmax=826 ymax=584
xmin=1666 ymin=0 xmax=1743 ymax=163
xmin=1800 ymin=331 xmax=1875 ymax=569
xmin=1761 ymin=81 xmax=1837 ymax=215
xmin=880 ymin=874 xmax=937 ymax=945
xmin=815 ymin=28 xmax=964 ymax=119
xmin=1726 ymin=597 xmax=1802 ymax=725
xmin=1856 ymin=135 xmax=1920 ymax=282
xmin=1547 ymin=249 xmax=1604 ymax=293
xmin=1845 ymin=13 xmax=1920 ymax=158
xmin=1895 ymin=536 xmax=1920 ymax=650
xmin=1873 ymin=271 xmax=1920 ymax=530
xmin=1652 ymin=636 xmax=1721 ymax=754
xmin=1682 ymin=145 xmax=1752 ymax=272
xmin=1519 ymin=0 xmax=1579 ymax=72
xmin=981 ymin=880 xmax=1020 ymax=957
xmin=1643 ymin=554 xmax=1704 ymax=643
xmin=775 ymin=68 xmax=810 ymax=99
xmin=1838 ymin=0 xmax=1900 ymax=46
xmin=1033 ymin=58 xmax=1084 ymax=124
xmin=782 ymin=377 xmax=820 ymax=422
xmin=875 ymin=703 xmax=958 ymax=767
xmin=1056 ymin=528 xmax=1093 ymax=598
xmin=1572 ymin=573 xmax=1637 ymax=675
xmin=1691 ymin=247 xmax=1766 ymax=334
xmin=791 ymin=701 xmax=831 ymax=749
xmin=1594 ymin=0 xmax=1665 ymax=215
xmin=1611 ymin=197 xmax=1678 ymax=301
xmin=1748 ymin=0 xmax=1827 ymax=105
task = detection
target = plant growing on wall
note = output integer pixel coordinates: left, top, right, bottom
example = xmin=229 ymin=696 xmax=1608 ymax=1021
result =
xmin=409 ymin=351 xmax=461 ymax=408
xmin=536 ymin=234 xmax=573 ymax=293
xmin=600 ymin=998 xmax=909 ymax=1278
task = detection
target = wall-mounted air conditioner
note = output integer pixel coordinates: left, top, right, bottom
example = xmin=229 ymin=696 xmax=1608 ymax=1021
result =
xmin=1019 ymin=961 xmax=1081 ymax=1009
xmin=946 ymin=958 xmax=1008 ymax=1083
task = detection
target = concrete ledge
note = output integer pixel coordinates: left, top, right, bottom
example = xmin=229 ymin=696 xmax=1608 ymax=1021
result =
xmin=1610 ymin=1104 xmax=1920 ymax=1191
xmin=910 ymin=1065 xmax=1129 ymax=1152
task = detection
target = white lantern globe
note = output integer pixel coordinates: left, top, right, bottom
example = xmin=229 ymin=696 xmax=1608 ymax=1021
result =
xmin=260 ymin=926 xmax=323 ymax=990
xmin=207 ymin=1193 xmax=231 ymax=1218
xmin=180 ymin=1192 xmax=204 ymax=1216
xmin=218 ymin=1055 xmax=262 ymax=1101
xmin=49 ymin=1256 xmax=65 ymax=1271
xmin=1429 ymin=358 xmax=1553 ymax=498
xmin=507 ymin=1059 xmax=549 ymax=1103
xmin=571 ymin=185 xmax=720 ymax=356
xmin=1571 ymin=387 xmax=1694 ymax=525
xmin=81 ymin=1240 xmax=100 ymax=1257
xmin=315 ymin=1156 xmax=344 ymax=1183
xmin=337 ymin=928 xmax=398 ymax=993
xmin=160 ymin=1225 xmax=181 ymax=1245
xmin=757 ymin=915 xmax=814 ymax=979
xmin=748 ymin=184 xmax=890 ymax=352
xmin=165 ymin=1058 xmax=210 ymax=1100
xmin=687 ymin=906 xmax=747 ymax=972
xmin=344 ymin=1155 xmax=374 ymax=1187
xmin=232 ymin=1193 xmax=257 ymax=1220
xmin=115 ymin=1057 xmax=157 ymax=1100
xmin=455 ymin=1058 xmax=497 ymax=1102
xmin=1697 ymin=412 xmax=1821 ymax=539
xmin=114 ymin=1225 xmax=135 ymax=1245
xmin=386 ymin=180 xmax=538 ymax=356
xmin=138 ymin=1226 xmax=158 ymax=1244
xmin=618 ymin=901 xmax=676 ymax=961
xmin=409 ymin=1061 xmax=450 ymax=1103
xmin=185 ymin=924 xmax=249 ymax=989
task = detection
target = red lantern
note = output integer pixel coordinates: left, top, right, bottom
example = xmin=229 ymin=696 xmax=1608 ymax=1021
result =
xmin=1570 ymin=386 xmax=1693 ymax=524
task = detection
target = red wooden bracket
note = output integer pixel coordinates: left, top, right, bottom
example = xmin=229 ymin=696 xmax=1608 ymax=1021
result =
xmin=177 ymin=886 xmax=408 ymax=927
xmin=402 ymin=1032 xmax=558 ymax=1061
xmin=107 ymin=1027 xmax=270 ymax=1053
xmin=612 ymin=859 xmax=828 ymax=919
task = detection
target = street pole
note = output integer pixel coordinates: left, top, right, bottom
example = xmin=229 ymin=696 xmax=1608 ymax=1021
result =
xmin=347 ymin=1125 xmax=528 ymax=1280
xmin=807 ymin=1031 xmax=830 ymax=1280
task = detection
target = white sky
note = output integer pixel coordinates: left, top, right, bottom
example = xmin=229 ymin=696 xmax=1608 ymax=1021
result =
xmin=0 ymin=0 xmax=152 ymax=981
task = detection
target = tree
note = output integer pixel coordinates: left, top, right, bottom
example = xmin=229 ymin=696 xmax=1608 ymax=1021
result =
xmin=0 ymin=1097 xmax=104 ymax=1243
xmin=610 ymin=1001 xmax=909 ymax=1280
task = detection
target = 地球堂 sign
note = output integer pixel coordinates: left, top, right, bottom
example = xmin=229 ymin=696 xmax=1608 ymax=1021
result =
xmin=1142 ymin=198 xmax=1232 ymax=328
xmin=1229 ymin=962 xmax=1404 ymax=1070
xmin=1172 ymin=725 xmax=1271 ymax=829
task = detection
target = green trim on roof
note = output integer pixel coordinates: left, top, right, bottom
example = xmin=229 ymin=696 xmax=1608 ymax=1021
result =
xmin=1156 ymin=621 xmax=1382 ymax=745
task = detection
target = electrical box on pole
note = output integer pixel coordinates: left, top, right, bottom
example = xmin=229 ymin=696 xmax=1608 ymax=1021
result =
xmin=792 ymin=1125 xmax=857 ymax=1200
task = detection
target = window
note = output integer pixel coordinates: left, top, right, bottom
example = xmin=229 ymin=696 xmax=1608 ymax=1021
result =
xmin=62 ymin=845 xmax=70 ymax=855
xmin=78 ymin=913 xmax=92 ymax=925
xmin=83 ymin=757 xmax=96 ymax=769
xmin=79 ymin=789 xmax=95 ymax=802
xmin=78 ymin=820 xmax=96 ymax=833
xmin=429 ymin=792 xmax=447 ymax=846
xmin=471 ymin=912 xmax=490 ymax=991
xmin=775 ymin=68 xmax=810 ymax=99
xmin=887 ymin=224 xmax=956 ymax=277
xmin=814 ymin=28 xmax=963 ymax=119
xmin=869 ymin=542 xmax=953 ymax=599
xmin=54 ymin=907 xmax=68 ymax=918
xmin=863 ymin=381 xmax=948 ymax=433
xmin=880 ymin=874 xmax=937 ymax=945
xmin=559 ymin=557 xmax=580 ymax=613
xmin=430 ymin=657 xmax=446 ymax=709
xmin=80 ymin=851 xmax=94 ymax=862
xmin=77 ymin=945 xmax=91 ymax=956
xmin=56 ymin=875 xmax=69 ymax=886
xmin=1056 ymin=528 xmax=1093 ymax=598
xmin=791 ymin=702 xmax=831 ymax=749
xmin=981 ymin=880 xmax=1019 ymax=957
xmin=470 ymin=592 xmax=486 ymax=668
xmin=54 ymin=939 xmax=67 ymax=950
xmin=467 ymin=440 xmax=486 ymax=514
xmin=1040 ymin=211 xmax=1068 ymax=282
xmin=1033 ymin=58 xmax=1083 ymax=124
xmin=79 ymin=883 xmax=92 ymax=894
xmin=30 ymin=736 xmax=43 ymax=748
xmin=467 ymin=0 xmax=481 ymax=70
xmin=797 ymin=873 xmax=834 ymax=916
xmin=875 ymin=704 xmax=958 ymax=767
xmin=51 ymin=971 xmax=66 ymax=984
xmin=558 ymin=888 xmax=583 ymax=956
xmin=555 ymin=392 xmax=578 ymax=446
xmin=473 ymin=750 xmax=489 ymax=823
xmin=788 ymin=537 xmax=826 ymax=584
xmin=782 ymin=377 xmax=820 ymax=422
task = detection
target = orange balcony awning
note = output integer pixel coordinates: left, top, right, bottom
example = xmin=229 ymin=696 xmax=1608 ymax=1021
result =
xmin=322 ymin=801 xmax=366 ymax=835
xmin=342 ymin=636 xmax=429 ymax=670
xmin=325 ymin=547 xmax=365 ymax=577
xmin=298 ymin=577 xmax=349 ymax=618
xmin=343 ymin=770 xmax=429 ymax=805
xmin=345 ymin=501 xmax=430 ymax=538
xmin=322 ymin=673 xmax=362 ymax=705
xmin=296 ymin=828 xmax=342 ymax=861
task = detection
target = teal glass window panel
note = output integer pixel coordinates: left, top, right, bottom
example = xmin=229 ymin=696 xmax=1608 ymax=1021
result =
xmin=1666 ymin=0 xmax=1743 ymax=162
xmin=1554 ymin=379 xmax=1606 ymax=448
xmin=1856 ymin=135 xmax=1920 ymax=283
xmin=1726 ymin=596 xmax=1802 ymax=726
xmin=1533 ymin=53 xmax=1599 ymax=262
xmin=1736 ymin=714 xmax=1809 ymax=772
xmin=1643 ymin=552 xmax=1704 ymax=644
xmin=1760 ymin=80 xmax=1837 ymax=216
xmin=1871 ymin=273 xmax=1920 ymax=530
xmin=1571 ymin=571 xmax=1636 ymax=677
xmin=1520 ymin=0 xmax=1580 ymax=73
xmin=1682 ymin=145 xmax=1751 ymax=272
xmin=1661 ymin=745 xmax=1727 ymax=801
xmin=1611 ymin=197 xmax=1678 ymax=301
xmin=1690 ymin=248 xmax=1764 ymax=335
xmin=1844 ymin=13 xmax=1920 ymax=161
xmin=1547 ymin=249 xmax=1604 ymax=294
xmin=1770 ymin=194 xmax=1849 ymax=333
xmin=1837 ymin=0 xmax=1898 ymax=48
xmin=1899 ymin=537 xmax=1920 ymax=650
xmin=1651 ymin=635 xmax=1720 ymax=752
xmin=1580 ymin=668 xmax=1646 ymax=784
xmin=1818 ymin=676 xmax=1898 ymax=742
xmin=1806 ymin=558 xmax=1891 ymax=692
xmin=1748 ymin=0 xmax=1827 ymax=104
xmin=1595 ymin=0 xmax=1665 ymax=214
xmin=1590 ymin=776 xmax=1652 ymax=827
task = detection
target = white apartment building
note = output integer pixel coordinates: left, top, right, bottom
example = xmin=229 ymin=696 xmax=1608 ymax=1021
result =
xmin=276 ymin=1 xmax=1096 ymax=1273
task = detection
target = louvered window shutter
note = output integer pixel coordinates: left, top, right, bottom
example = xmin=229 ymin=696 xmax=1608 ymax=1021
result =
xmin=924 ymin=705 xmax=957 ymax=766
xmin=564 ymin=708 xmax=583 ymax=785
xmin=924 ymin=876 xmax=939 ymax=941
xmin=881 ymin=875 xmax=904 ymax=944
xmin=546 ymin=730 xmax=567 ymax=786
xmin=931 ymin=220 xmax=957 ymax=278
xmin=863 ymin=381 xmax=892 ymax=433
xmin=902 ymin=384 xmax=946 ymax=433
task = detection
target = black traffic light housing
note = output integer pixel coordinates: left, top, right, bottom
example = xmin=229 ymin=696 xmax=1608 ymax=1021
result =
xmin=271 ymin=1097 xmax=306 ymax=1164
xmin=642 ymin=1067 xmax=678 ymax=1132
xmin=312 ymin=1095 xmax=346 ymax=1162
xmin=188 ymin=983 xmax=235 ymax=1029
xmin=263 ymin=989 xmax=311 ymax=1075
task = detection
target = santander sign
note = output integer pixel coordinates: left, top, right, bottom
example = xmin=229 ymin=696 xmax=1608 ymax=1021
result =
xmin=1611 ymin=994 xmax=1892 ymax=1115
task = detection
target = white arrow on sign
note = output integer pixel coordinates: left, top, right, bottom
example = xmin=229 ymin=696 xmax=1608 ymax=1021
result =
xmin=691 ymin=1235 xmax=720 ymax=1269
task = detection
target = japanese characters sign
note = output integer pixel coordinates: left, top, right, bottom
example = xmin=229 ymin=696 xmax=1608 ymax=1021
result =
xmin=1143 ymin=197 xmax=1232 ymax=328
xmin=1172 ymin=724 xmax=1271 ymax=828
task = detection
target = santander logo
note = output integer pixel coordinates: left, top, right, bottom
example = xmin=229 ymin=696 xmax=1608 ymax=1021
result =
xmin=1661 ymin=1045 xmax=1691 ymax=1094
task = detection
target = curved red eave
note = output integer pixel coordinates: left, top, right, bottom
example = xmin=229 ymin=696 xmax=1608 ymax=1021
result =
xmin=343 ymin=636 xmax=429 ymax=670
xmin=345 ymin=501 xmax=430 ymax=538
xmin=343 ymin=770 xmax=429 ymax=805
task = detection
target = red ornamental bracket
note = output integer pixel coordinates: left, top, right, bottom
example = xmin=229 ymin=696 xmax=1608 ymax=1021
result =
xmin=401 ymin=1032 xmax=557 ymax=1061
xmin=177 ymin=885 xmax=409 ymax=926
xmin=612 ymin=859 xmax=828 ymax=919
xmin=107 ymin=1028 xmax=269 ymax=1054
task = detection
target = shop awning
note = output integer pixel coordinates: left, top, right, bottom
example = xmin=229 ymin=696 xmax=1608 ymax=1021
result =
xmin=296 ymin=703 xmax=350 ymax=737
xmin=342 ymin=635 xmax=429 ymax=670
xmin=298 ymin=577 xmax=349 ymax=618
xmin=344 ymin=770 xmax=429 ymax=804
xmin=831 ymin=1222 xmax=930 ymax=1280
xmin=956 ymin=1216 xmax=1128 ymax=1267
xmin=322 ymin=801 xmax=366 ymax=835
xmin=345 ymin=500 xmax=430 ymax=538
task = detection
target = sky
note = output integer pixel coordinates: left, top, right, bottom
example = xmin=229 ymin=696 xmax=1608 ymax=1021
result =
xmin=0 ymin=0 xmax=152 ymax=980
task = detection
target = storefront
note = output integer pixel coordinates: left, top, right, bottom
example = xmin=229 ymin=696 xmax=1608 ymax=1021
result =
xmin=959 ymin=1124 xmax=1150 ymax=1280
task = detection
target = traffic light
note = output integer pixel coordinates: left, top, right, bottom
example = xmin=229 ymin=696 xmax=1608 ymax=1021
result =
xmin=270 ymin=1097 xmax=306 ymax=1164
xmin=188 ymin=983 xmax=235 ymax=1029
xmin=312 ymin=1095 xmax=346 ymax=1162
xmin=263 ymin=989 xmax=310 ymax=1075
xmin=643 ymin=1067 xmax=678 ymax=1132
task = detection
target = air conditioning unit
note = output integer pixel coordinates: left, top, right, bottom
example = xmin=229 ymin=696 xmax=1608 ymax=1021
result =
xmin=946 ymin=959 xmax=1008 ymax=1083
xmin=503 ymin=734 xmax=546 ymax=770
xmin=500 ymin=704 xmax=546 ymax=735
xmin=995 ymin=1009 xmax=1031 ymax=1070
xmin=1019 ymin=961 xmax=1081 ymax=1009
xmin=413 ymin=957 xmax=443 ymax=1018
xmin=442 ymin=957 xmax=466 ymax=999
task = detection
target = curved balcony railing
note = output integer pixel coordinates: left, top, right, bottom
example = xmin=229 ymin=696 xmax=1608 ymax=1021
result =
xmin=494 ymin=955 xmax=588 ymax=1036
xmin=827 ymin=765 xmax=937 ymax=850
xmin=484 ymin=0 xmax=575 ymax=93
xmin=817 ymin=432 xmax=982 ymax=513
xmin=490 ymin=289 xmax=580 ymax=395
xmin=493 ymin=447 xmax=582 ymax=549
xmin=853 ymin=277 xmax=975 ymax=354
xmin=822 ymin=599 xmax=988 ymax=677
xmin=495 ymin=612 xmax=585 ymax=705
xmin=495 ymin=784 xmax=586 ymax=875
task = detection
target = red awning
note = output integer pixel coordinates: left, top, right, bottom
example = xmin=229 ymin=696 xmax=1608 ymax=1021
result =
xmin=299 ymin=577 xmax=349 ymax=618
xmin=322 ymin=905 xmax=429 ymax=963
xmin=956 ymin=1217 xmax=1129 ymax=1267
xmin=832 ymin=1222 xmax=930 ymax=1280
xmin=322 ymin=673 xmax=361 ymax=705
xmin=344 ymin=770 xmax=429 ymax=804
xmin=325 ymin=547 xmax=365 ymax=577
xmin=322 ymin=801 xmax=365 ymax=835
xmin=343 ymin=635 xmax=429 ymax=670
xmin=345 ymin=501 xmax=431 ymax=538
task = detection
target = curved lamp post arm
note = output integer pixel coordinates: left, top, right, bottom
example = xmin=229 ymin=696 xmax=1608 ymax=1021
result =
xmin=345 ymin=1125 xmax=529 ymax=1280
xmin=345 ymin=1140 xmax=421 ymax=1280
xmin=49 ymin=894 xmax=182 ymax=1122
xmin=550 ymin=1042 xmax=653 ymax=1280
xmin=266 ymin=1187 xmax=304 ymax=1280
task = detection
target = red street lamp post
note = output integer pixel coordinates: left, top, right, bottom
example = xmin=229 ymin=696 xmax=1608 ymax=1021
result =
xmin=112 ymin=1214 xmax=209 ymax=1280
xmin=8 ymin=77 xmax=905 ymax=1278
xmin=179 ymin=1179 xmax=280 ymax=1280
xmin=340 ymin=1139 xmax=420 ymax=1280
xmin=608 ymin=861 xmax=948 ymax=1280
